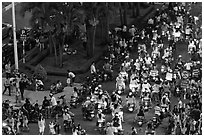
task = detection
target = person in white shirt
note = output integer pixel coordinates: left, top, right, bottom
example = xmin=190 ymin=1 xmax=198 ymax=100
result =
xmin=90 ymin=62 xmax=96 ymax=75
xmin=144 ymin=54 xmax=152 ymax=67
xmin=188 ymin=40 xmax=196 ymax=54
xmin=67 ymin=70 xmax=76 ymax=86
xmin=38 ymin=114 xmax=46 ymax=135
xmin=184 ymin=61 xmax=193 ymax=71
xmin=50 ymin=94 xmax=57 ymax=107
xmin=141 ymin=80 xmax=151 ymax=93
xmin=129 ymin=25 xmax=136 ymax=37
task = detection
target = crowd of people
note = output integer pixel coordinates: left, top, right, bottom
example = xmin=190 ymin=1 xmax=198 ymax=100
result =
xmin=2 ymin=2 xmax=202 ymax=135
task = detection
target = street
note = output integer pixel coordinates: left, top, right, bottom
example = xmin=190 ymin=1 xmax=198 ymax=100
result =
xmin=2 ymin=2 xmax=202 ymax=135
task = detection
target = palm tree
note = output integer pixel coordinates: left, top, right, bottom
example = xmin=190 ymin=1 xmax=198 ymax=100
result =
xmin=80 ymin=2 xmax=101 ymax=58
xmin=20 ymin=2 xmax=59 ymax=65
xmin=98 ymin=2 xmax=117 ymax=43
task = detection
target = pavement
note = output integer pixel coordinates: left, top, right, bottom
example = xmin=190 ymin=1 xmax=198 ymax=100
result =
xmin=2 ymin=77 xmax=82 ymax=107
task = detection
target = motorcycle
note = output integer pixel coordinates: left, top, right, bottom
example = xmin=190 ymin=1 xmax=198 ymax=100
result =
xmin=128 ymin=103 xmax=135 ymax=112
xmin=143 ymin=99 xmax=151 ymax=112
xmin=2 ymin=121 xmax=15 ymax=135
xmin=98 ymin=121 xmax=106 ymax=134
xmin=70 ymin=96 xmax=77 ymax=108
xmin=137 ymin=116 xmax=144 ymax=127
xmin=161 ymin=104 xmax=169 ymax=118
xmin=114 ymin=129 xmax=124 ymax=135
xmin=152 ymin=116 xmax=160 ymax=129
xmin=35 ymin=79 xmax=44 ymax=91
xmin=83 ymin=106 xmax=95 ymax=121
xmin=63 ymin=120 xmax=73 ymax=132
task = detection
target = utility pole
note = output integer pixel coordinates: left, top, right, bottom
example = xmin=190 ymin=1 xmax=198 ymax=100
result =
xmin=12 ymin=2 xmax=19 ymax=71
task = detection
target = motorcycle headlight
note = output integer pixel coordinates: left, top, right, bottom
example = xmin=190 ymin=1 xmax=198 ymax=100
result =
xmin=129 ymin=108 xmax=133 ymax=111
xmin=138 ymin=121 xmax=142 ymax=125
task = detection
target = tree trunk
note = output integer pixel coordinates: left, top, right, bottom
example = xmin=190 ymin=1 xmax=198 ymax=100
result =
xmin=59 ymin=35 xmax=65 ymax=68
xmin=123 ymin=7 xmax=127 ymax=25
xmin=52 ymin=35 xmax=58 ymax=66
xmin=91 ymin=26 xmax=96 ymax=57
xmin=119 ymin=8 xmax=123 ymax=26
xmin=136 ymin=3 xmax=140 ymax=17
xmin=48 ymin=32 xmax=53 ymax=54
xmin=105 ymin=15 xmax=110 ymax=43
xmin=132 ymin=4 xmax=136 ymax=17
xmin=101 ymin=21 xmax=103 ymax=42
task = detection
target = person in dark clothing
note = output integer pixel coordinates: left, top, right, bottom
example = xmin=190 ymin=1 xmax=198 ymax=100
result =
xmin=42 ymin=96 xmax=50 ymax=118
xmin=19 ymin=78 xmax=29 ymax=100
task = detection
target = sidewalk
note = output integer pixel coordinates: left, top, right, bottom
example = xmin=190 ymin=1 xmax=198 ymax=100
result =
xmin=2 ymin=78 xmax=82 ymax=107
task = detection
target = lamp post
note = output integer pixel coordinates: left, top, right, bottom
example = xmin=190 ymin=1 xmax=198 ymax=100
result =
xmin=12 ymin=2 xmax=19 ymax=71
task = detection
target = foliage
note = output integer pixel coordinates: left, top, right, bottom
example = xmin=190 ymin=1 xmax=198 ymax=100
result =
xmin=33 ymin=64 xmax=47 ymax=80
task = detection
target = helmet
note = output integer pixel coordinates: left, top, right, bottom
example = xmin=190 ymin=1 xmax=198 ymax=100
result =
xmin=115 ymin=113 xmax=119 ymax=117
xmin=98 ymin=85 xmax=102 ymax=88
xmin=49 ymin=93 xmax=53 ymax=96
xmin=86 ymin=97 xmax=90 ymax=100
xmin=90 ymin=98 xmax=94 ymax=102
xmin=178 ymin=55 xmax=182 ymax=58
xmin=129 ymin=92 xmax=133 ymax=96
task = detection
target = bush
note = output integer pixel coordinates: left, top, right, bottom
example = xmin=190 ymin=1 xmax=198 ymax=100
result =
xmin=33 ymin=64 xmax=47 ymax=81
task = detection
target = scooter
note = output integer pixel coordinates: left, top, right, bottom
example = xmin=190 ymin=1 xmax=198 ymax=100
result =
xmin=63 ymin=120 xmax=73 ymax=132
xmin=98 ymin=121 xmax=106 ymax=134
xmin=143 ymin=100 xmax=150 ymax=112
xmin=152 ymin=116 xmax=160 ymax=129
xmin=128 ymin=103 xmax=135 ymax=113
xmin=70 ymin=96 xmax=77 ymax=108
xmin=137 ymin=116 xmax=144 ymax=127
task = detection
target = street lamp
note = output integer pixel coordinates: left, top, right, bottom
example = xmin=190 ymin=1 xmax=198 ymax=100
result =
xmin=12 ymin=2 xmax=19 ymax=71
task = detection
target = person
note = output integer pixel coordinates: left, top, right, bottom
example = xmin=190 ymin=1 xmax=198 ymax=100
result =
xmin=35 ymin=79 xmax=44 ymax=91
xmin=3 ymin=77 xmax=11 ymax=96
xmin=49 ymin=121 xmax=56 ymax=135
xmin=90 ymin=62 xmax=97 ymax=76
xmin=112 ymin=113 xmax=122 ymax=133
xmin=19 ymin=77 xmax=28 ymax=100
xmin=145 ymin=122 xmax=155 ymax=135
xmin=63 ymin=109 xmax=73 ymax=128
xmin=22 ymin=114 xmax=29 ymax=131
xmin=137 ymin=106 xmax=145 ymax=118
xmin=4 ymin=114 xmax=15 ymax=134
xmin=103 ymin=61 xmax=113 ymax=80
xmin=67 ymin=70 xmax=76 ymax=86
xmin=56 ymin=80 xmax=63 ymax=92
xmin=116 ymin=74 xmax=125 ymax=91
xmin=106 ymin=122 xmax=115 ymax=135
xmin=96 ymin=110 xmax=106 ymax=128
xmin=154 ymin=103 xmax=161 ymax=122
xmin=38 ymin=114 xmax=46 ymax=135
xmin=126 ymin=91 xmax=136 ymax=106
xmin=131 ymin=127 xmax=137 ymax=135
xmin=5 ymin=61 xmax=11 ymax=78
xmin=50 ymin=93 xmax=57 ymax=107
xmin=42 ymin=96 xmax=51 ymax=118
xmin=49 ymin=93 xmax=57 ymax=115
xmin=129 ymin=25 xmax=136 ymax=37
xmin=42 ymin=96 xmax=50 ymax=108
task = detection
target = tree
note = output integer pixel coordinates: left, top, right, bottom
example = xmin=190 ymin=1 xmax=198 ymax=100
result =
xmin=80 ymin=2 xmax=101 ymax=58
xmin=20 ymin=2 xmax=59 ymax=65
xmin=20 ymin=2 xmax=84 ymax=67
